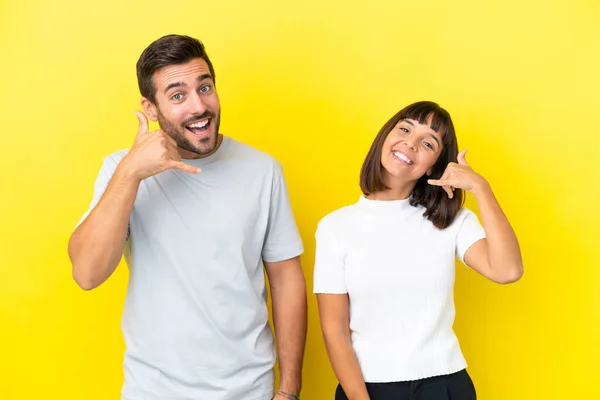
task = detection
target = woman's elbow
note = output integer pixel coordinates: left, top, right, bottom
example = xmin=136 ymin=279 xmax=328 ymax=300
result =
xmin=494 ymin=263 xmax=524 ymax=284
xmin=321 ymin=321 xmax=351 ymax=342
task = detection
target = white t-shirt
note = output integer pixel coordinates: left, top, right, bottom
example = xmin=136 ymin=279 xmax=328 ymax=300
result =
xmin=313 ymin=196 xmax=486 ymax=382
xmin=79 ymin=136 xmax=304 ymax=400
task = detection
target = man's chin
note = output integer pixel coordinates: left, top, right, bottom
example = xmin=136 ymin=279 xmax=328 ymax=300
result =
xmin=181 ymin=134 xmax=218 ymax=155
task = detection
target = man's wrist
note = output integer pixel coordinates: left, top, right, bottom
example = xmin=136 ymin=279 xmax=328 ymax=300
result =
xmin=276 ymin=390 xmax=300 ymax=400
xmin=115 ymin=159 xmax=143 ymax=186
xmin=278 ymin=379 xmax=300 ymax=394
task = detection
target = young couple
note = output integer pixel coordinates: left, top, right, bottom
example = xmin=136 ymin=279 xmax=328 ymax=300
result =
xmin=68 ymin=34 xmax=523 ymax=400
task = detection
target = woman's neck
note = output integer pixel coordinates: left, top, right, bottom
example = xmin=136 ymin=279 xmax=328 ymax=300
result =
xmin=368 ymin=181 xmax=416 ymax=201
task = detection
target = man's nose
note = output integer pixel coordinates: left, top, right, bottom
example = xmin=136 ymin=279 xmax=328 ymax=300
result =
xmin=188 ymin=92 xmax=207 ymax=115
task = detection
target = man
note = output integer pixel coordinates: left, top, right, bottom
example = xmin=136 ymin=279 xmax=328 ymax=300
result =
xmin=68 ymin=34 xmax=307 ymax=400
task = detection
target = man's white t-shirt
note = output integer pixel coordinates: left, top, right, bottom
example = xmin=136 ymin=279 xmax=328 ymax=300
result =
xmin=79 ymin=136 xmax=304 ymax=400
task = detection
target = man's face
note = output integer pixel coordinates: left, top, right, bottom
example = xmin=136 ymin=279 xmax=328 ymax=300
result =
xmin=143 ymin=58 xmax=221 ymax=158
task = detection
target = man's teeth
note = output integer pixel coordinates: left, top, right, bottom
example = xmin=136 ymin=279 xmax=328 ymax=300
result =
xmin=393 ymin=151 xmax=413 ymax=165
xmin=188 ymin=119 xmax=209 ymax=129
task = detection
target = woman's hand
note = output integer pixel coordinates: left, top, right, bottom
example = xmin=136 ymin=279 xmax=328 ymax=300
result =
xmin=427 ymin=150 xmax=487 ymax=198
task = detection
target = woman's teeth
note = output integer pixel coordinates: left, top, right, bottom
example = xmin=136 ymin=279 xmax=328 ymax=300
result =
xmin=393 ymin=151 xmax=413 ymax=165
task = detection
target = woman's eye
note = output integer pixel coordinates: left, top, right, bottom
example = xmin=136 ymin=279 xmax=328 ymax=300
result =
xmin=424 ymin=142 xmax=434 ymax=150
xmin=400 ymin=127 xmax=409 ymax=133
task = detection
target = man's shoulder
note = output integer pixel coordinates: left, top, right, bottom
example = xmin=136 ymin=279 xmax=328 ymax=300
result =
xmin=92 ymin=149 xmax=129 ymax=178
xmin=225 ymin=137 xmax=282 ymax=171
xmin=103 ymin=149 xmax=130 ymax=164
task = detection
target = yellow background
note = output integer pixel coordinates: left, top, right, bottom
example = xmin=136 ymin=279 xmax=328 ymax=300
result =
xmin=1 ymin=0 xmax=599 ymax=398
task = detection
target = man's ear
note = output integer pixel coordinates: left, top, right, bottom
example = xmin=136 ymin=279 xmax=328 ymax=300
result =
xmin=141 ymin=98 xmax=158 ymax=122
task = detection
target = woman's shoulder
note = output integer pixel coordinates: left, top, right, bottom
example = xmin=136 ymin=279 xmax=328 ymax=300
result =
xmin=447 ymin=206 xmax=481 ymax=229
xmin=456 ymin=206 xmax=478 ymax=219
xmin=317 ymin=201 xmax=364 ymax=231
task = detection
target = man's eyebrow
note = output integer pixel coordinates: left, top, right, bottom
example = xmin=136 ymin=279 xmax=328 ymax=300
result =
xmin=164 ymin=82 xmax=185 ymax=94
xmin=164 ymin=74 xmax=213 ymax=94
xmin=197 ymin=74 xmax=212 ymax=82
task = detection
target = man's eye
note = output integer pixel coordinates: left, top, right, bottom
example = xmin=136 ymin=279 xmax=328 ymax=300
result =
xmin=200 ymin=85 xmax=211 ymax=93
xmin=172 ymin=93 xmax=183 ymax=101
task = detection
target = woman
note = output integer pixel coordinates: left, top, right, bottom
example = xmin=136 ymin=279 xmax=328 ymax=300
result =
xmin=313 ymin=101 xmax=523 ymax=400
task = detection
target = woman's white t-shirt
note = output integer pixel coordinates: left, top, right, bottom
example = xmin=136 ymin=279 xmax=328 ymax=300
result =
xmin=313 ymin=196 xmax=486 ymax=382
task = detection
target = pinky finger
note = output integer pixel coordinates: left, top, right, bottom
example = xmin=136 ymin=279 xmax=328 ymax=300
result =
xmin=443 ymin=186 xmax=454 ymax=199
xmin=171 ymin=161 xmax=201 ymax=174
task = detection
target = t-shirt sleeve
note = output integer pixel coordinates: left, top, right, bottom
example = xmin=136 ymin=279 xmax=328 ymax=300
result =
xmin=455 ymin=208 xmax=487 ymax=265
xmin=261 ymin=164 xmax=304 ymax=263
xmin=313 ymin=218 xmax=347 ymax=294
xmin=74 ymin=154 xmax=124 ymax=230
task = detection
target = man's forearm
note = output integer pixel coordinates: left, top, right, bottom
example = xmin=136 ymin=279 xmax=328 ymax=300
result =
xmin=68 ymin=164 xmax=140 ymax=290
xmin=271 ymin=270 xmax=307 ymax=394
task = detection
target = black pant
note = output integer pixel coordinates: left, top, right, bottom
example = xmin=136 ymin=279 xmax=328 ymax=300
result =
xmin=334 ymin=369 xmax=476 ymax=400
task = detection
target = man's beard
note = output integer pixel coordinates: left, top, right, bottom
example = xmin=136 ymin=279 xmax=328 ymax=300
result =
xmin=157 ymin=109 xmax=221 ymax=156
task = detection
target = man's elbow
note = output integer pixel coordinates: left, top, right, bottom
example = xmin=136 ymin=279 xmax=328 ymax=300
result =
xmin=70 ymin=249 xmax=111 ymax=291
xmin=68 ymin=238 xmax=112 ymax=291
xmin=72 ymin=265 xmax=102 ymax=291
xmin=269 ymin=267 xmax=307 ymax=292
xmin=74 ymin=279 xmax=98 ymax=291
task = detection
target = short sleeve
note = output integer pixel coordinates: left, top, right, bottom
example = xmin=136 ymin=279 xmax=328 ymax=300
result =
xmin=313 ymin=219 xmax=347 ymax=294
xmin=455 ymin=208 xmax=487 ymax=265
xmin=261 ymin=164 xmax=304 ymax=262
xmin=74 ymin=153 xmax=125 ymax=230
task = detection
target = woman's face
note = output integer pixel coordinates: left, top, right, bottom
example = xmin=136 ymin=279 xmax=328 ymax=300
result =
xmin=380 ymin=117 xmax=444 ymax=185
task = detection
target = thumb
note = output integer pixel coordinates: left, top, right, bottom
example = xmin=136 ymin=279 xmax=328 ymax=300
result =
xmin=135 ymin=111 xmax=149 ymax=136
xmin=457 ymin=149 xmax=469 ymax=166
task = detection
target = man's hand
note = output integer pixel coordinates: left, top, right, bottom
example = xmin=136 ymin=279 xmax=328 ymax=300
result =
xmin=120 ymin=111 xmax=201 ymax=181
